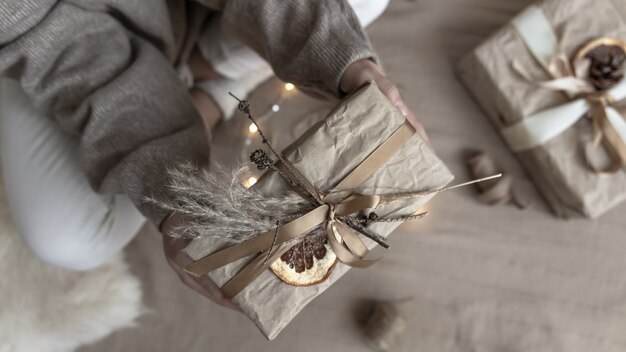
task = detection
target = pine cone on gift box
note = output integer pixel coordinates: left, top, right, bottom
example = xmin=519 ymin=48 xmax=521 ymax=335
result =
xmin=586 ymin=44 xmax=626 ymax=90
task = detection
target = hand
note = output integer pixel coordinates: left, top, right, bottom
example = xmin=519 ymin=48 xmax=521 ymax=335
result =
xmin=190 ymin=88 xmax=222 ymax=132
xmin=161 ymin=213 xmax=240 ymax=311
xmin=339 ymin=59 xmax=430 ymax=144
xmin=188 ymin=47 xmax=222 ymax=132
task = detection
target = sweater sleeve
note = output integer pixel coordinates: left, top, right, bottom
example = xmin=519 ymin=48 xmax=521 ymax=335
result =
xmin=217 ymin=0 xmax=378 ymax=98
xmin=0 ymin=1 xmax=209 ymax=226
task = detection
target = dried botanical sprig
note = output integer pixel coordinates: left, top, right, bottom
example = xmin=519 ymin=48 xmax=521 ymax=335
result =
xmin=147 ymin=161 xmax=312 ymax=242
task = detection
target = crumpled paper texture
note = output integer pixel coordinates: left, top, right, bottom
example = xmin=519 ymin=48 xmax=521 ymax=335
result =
xmin=184 ymin=82 xmax=454 ymax=339
xmin=458 ymin=0 xmax=626 ymax=218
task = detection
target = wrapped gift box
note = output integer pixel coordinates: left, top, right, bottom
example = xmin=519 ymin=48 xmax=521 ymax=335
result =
xmin=458 ymin=0 xmax=626 ymax=218
xmin=184 ymin=81 xmax=453 ymax=339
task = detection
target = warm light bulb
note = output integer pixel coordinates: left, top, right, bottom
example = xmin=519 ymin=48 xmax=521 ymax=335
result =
xmin=248 ymin=123 xmax=258 ymax=133
xmin=284 ymin=83 xmax=295 ymax=91
xmin=271 ymin=104 xmax=280 ymax=112
xmin=245 ymin=176 xmax=258 ymax=188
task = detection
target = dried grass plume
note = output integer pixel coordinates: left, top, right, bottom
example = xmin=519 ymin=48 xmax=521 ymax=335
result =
xmin=148 ymin=162 xmax=311 ymax=243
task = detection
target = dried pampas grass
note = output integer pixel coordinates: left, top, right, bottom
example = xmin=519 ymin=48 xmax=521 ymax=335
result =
xmin=148 ymin=162 xmax=313 ymax=243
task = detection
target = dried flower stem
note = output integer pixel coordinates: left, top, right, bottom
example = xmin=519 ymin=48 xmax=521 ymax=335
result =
xmin=229 ymin=92 xmax=324 ymax=205
xmin=146 ymin=162 xmax=311 ymax=242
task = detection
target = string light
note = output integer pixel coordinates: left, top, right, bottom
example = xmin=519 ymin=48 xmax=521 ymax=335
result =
xmin=241 ymin=82 xmax=298 ymax=189
xmin=251 ymin=81 xmax=293 ymax=121
xmin=245 ymin=176 xmax=258 ymax=188
xmin=244 ymin=81 xmax=297 ymax=151
xmin=248 ymin=123 xmax=258 ymax=133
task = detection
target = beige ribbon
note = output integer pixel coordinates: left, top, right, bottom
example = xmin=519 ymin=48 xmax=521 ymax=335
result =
xmin=586 ymin=94 xmax=626 ymax=172
xmin=185 ymin=120 xmax=417 ymax=298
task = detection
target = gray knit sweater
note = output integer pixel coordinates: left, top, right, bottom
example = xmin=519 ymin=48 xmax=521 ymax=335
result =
xmin=0 ymin=0 xmax=375 ymax=226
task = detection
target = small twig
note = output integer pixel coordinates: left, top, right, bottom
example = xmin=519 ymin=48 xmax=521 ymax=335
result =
xmin=438 ymin=174 xmax=503 ymax=192
xmin=380 ymin=173 xmax=503 ymax=204
xmin=373 ymin=212 xmax=428 ymax=223
xmin=353 ymin=226 xmax=390 ymax=249
xmin=340 ymin=217 xmax=390 ymax=249
xmin=278 ymin=212 xmax=308 ymax=221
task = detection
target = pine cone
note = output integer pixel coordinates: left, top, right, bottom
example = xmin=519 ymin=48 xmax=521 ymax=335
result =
xmin=586 ymin=44 xmax=626 ymax=90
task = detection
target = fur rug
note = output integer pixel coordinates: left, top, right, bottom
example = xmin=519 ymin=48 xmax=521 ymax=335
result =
xmin=0 ymin=178 xmax=143 ymax=352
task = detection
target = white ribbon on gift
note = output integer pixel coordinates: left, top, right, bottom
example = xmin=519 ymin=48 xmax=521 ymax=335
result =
xmin=502 ymin=78 xmax=626 ymax=151
xmin=511 ymin=5 xmax=559 ymax=75
xmin=501 ymin=5 xmax=626 ymax=154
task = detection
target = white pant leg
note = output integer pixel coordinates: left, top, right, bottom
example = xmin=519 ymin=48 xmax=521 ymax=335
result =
xmin=198 ymin=0 xmax=390 ymax=80
xmin=0 ymin=80 xmax=145 ymax=271
xmin=349 ymin=0 xmax=390 ymax=28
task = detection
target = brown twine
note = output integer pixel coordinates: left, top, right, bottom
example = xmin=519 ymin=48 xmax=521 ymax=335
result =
xmin=466 ymin=152 xmax=531 ymax=209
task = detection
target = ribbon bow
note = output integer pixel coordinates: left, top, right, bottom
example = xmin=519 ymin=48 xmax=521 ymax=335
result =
xmin=505 ymin=5 xmax=626 ymax=172
xmin=501 ymin=80 xmax=626 ymax=172
xmin=585 ymin=93 xmax=626 ymax=172
xmin=185 ymin=117 xmax=418 ymax=298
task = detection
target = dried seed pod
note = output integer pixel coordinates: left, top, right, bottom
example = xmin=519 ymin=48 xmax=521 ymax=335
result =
xmin=250 ymin=149 xmax=271 ymax=170
xmin=466 ymin=152 xmax=531 ymax=208
xmin=357 ymin=211 xmax=379 ymax=228
xmin=362 ymin=301 xmax=407 ymax=351
xmin=585 ymin=44 xmax=626 ymax=90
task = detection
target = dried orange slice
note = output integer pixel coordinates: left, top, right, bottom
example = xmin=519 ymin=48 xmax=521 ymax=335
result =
xmin=270 ymin=230 xmax=337 ymax=286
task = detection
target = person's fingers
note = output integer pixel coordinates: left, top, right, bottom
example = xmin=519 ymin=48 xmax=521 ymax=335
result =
xmin=171 ymin=252 xmax=241 ymax=311
xmin=166 ymin=252 xmax=242 ymax=311
xmin=188 ymin=46 xmax=222 ymax=80
xmin=403 ymin=108 xmax=430 ymax=145
xmin=374 ymin=77 xmax=431 ymax=144
xmin=162 ymin=233 xmax=241 ymax=311
xmin=339 ymin=60 xmax=430 ymax=142
xmin=190 ymin=89 xmax=222 ymax=132
xmin=376 ymin=79 xmax=405 ymax=113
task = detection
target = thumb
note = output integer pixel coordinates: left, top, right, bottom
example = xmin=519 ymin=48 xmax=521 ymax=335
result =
xmin=376 ymin=78 xmax=431 ymax=145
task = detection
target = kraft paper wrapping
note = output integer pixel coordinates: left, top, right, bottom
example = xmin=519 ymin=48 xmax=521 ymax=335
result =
xmin=184 ymin=82 xmax=454 ymax=339
xmin=457 ymin=0 xmax=626 ymax=218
